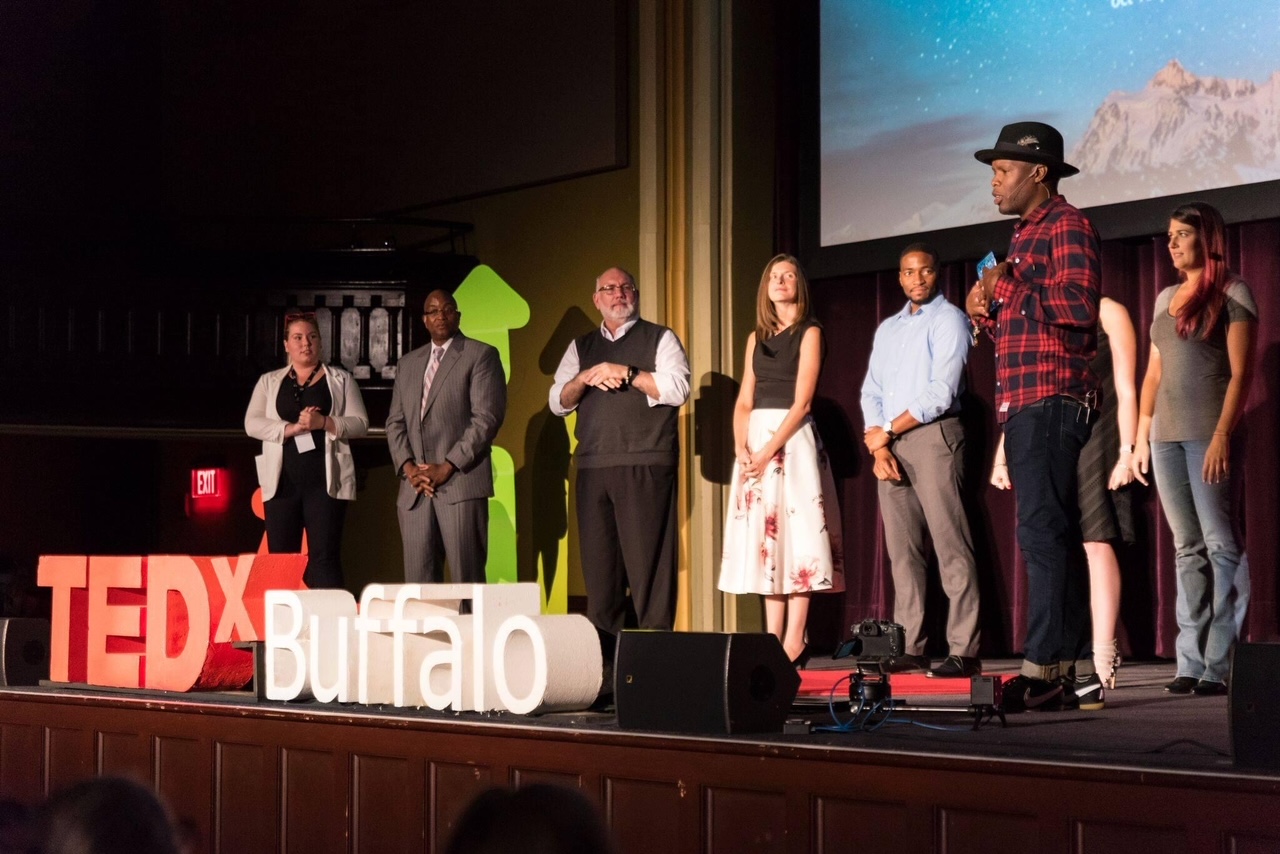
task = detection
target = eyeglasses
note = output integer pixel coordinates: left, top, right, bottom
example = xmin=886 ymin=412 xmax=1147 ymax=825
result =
xmin=284 ymin=311 xmax=317 ymax=322
xmin=596 ymin=284 xmax=636 ymax=295
xmin=424 ymin=306 xmax=459 ymax=318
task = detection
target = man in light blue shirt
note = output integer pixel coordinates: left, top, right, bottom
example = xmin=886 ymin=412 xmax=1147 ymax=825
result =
xmin=860 ymin=243 xmax=981 ymax=679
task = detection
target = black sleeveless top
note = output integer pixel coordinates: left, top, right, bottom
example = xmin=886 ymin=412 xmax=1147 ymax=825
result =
xmin=753 ymin=319 xmax=822 ymax=409
xmin=276 ymin=367 xmax=333 ymax=485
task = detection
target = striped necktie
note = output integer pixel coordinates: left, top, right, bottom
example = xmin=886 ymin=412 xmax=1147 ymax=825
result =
xmin=419 ymin=345 xmax=443 ymax=419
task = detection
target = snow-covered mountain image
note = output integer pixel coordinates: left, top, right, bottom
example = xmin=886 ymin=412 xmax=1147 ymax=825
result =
xmin=1068 ymin=60 xmax=1280 ymax=206
xmin=827 ymin=59 xmax=1280 ymax=244
xmin=820 ymin=1 xmax=1280 ymax=250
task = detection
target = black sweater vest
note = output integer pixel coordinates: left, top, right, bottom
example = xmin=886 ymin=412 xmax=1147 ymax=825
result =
xmin=574 ymin=319 xmax=679 ymax=468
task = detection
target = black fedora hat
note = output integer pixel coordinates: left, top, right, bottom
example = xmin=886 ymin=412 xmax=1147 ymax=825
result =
xmin=974 ymin=121 xmax=1079 ymax=178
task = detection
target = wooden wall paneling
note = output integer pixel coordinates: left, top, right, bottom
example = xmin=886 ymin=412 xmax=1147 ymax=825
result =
xmin=785 ymin=783 xmax=812 ymax=854
xmin=429 ymin=761 xmax=494 ymax=853
xmin=704 ymin=786 xmax=788 ymax=854
xmin=510 ymin=768 xmax=583 ymax=790
xmin=604 ymin=777 xmax=684 ymax=854
xmin=155 ymin=736 xmax=212 ymax=854
xmin=5 ymin=693 xmax=1280 ymax=854
xmin=0 ymin=724 xmax=44 ymax=805
xmin=939 ymin=807 xmax=1039 ymax=854
xmin=44 ymin=726 xmax=94 ymax=797
xmin=352 ymin=754 xmax=425 ymax=854
xmin=1073 ymin=818 xmax=1188 ymax=853
xmin=280 ymin=747 xmax=347 ymax=854
xmin=215 ymin=741 xmax=279 ymax=854
xmin=96 ymin=729 xmax=151 ymax=781
xmin=814 ymin=797 xmax=915 ymax=854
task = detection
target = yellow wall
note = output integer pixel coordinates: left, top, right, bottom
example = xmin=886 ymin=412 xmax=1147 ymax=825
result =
xmin=343 ymin=167 xmax=640 ymax=600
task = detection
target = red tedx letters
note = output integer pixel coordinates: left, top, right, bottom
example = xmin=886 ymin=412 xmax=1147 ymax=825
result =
xmin=38 ymin=554 xmax=307 ymax=692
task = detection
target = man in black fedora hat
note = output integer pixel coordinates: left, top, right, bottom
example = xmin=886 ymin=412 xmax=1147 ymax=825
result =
xmin=966 ymin=121 xmax=1103 ymax=712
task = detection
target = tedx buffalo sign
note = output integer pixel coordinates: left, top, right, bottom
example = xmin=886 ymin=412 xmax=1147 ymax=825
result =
xmin=36 ymin=555 xmax=604 ymax=714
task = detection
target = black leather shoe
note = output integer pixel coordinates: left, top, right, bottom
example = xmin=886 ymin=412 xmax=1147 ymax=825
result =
xmin=1192 ymin=679 xmax=1228 ymax=696
xmin=927 ymin=655 xmax=982 ymax=678
xmin=1164 ymin=676 xmax=1198 ymax=694
xmin=880 ymin=654 xmax=930 ymax=674
xmin=790 ymin=648 xmax=813 ymax=670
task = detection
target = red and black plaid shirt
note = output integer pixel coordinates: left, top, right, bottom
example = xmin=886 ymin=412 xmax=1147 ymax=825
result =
xmin=978 ymin=195 xmax=1101 ymax=423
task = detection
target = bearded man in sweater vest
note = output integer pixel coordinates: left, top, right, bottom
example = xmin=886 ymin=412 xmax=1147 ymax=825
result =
xmin=550 ymin=267 xmax=691 ymax=665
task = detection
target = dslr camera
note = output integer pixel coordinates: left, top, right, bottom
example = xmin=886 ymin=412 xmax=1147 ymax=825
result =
xmin=832 ymin=619 xmax=906 ymax=663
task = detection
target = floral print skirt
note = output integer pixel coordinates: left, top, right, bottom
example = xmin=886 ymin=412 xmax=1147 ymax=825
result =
xmin=717 ymin=410 xmax=845 ymax=595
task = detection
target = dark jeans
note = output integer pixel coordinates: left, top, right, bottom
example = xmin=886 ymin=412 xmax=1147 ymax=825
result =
xmin=1004 ymin=395 xmax=1094 ymax=678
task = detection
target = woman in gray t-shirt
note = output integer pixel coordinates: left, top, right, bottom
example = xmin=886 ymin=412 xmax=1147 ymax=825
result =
xmin=1133 ymin=202 xmax=1258 ymax=695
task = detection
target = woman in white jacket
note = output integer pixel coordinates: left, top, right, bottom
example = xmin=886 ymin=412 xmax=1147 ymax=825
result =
xmin=245 ymin=312 xmax=368 ymax=588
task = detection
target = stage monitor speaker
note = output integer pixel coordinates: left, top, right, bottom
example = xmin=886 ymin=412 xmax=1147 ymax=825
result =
xmin=614 ymin=631 xmax=800 ymax=735
xmin=0 ymin=618 xmax=50 ymax=687
xmin=1231 ymin=643 xmax=1280 ymax=770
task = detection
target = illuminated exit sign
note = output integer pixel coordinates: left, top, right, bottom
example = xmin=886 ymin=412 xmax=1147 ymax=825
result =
xmin=192 ymin=468 xmax=221 ymax=498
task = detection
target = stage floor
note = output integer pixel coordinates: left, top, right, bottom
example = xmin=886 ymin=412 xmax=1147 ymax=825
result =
xmin=786 ymin=658 xmax=1251 ymax=776
xmin=561 ymin=658 xmax=1256 ymax=778
xmin=18 ymin=659 xmax=1266 ymax=779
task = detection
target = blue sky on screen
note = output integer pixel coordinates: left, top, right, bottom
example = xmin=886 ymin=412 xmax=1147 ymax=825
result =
xmin=820 ymin=0 xmax=1280 ymax=246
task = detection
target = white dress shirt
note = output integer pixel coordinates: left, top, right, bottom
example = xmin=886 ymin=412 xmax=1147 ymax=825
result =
xmin=548 ymin=318 xmax=691 ymax=416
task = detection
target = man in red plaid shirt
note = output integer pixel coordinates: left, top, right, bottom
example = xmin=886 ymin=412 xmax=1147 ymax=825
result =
xmin=966 ymin=122 xmax=1103 ymax=713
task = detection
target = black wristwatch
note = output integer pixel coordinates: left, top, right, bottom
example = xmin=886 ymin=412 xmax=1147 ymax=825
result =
xmin=625 ymin=365 xmax=639 ymax=386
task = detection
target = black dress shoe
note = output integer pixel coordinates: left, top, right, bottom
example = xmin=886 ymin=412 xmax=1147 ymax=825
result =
xmin=880 ymin=654 xmax=930 ymax=674
xmin=1164 ymin=676 xmax=1198 ymax=694
xmin=790 ymin=648 xmax=813 ymax=670
xmin=927 ymin=655 xmax=982 ymax=678
xmin=1192 ymin=679 xmax=1228 ymax=696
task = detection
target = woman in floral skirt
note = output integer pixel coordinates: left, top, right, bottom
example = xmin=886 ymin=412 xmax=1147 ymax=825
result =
xmin=718 ymin=254 xmax=845 ymax=667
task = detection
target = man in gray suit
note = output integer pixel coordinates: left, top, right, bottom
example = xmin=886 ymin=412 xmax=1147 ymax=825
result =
xmin=387 ymin=289 xmax=507 ymax=583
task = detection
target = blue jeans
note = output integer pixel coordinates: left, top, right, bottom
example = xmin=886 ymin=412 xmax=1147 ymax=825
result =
xmin=1151 ymin=439 xmax=1249 ymax=684
xmin=1004 ymin=396 xmax=1094 ymax=678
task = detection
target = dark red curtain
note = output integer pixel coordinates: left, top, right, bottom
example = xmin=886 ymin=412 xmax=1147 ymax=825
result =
xmin=809 ymin=216 xmax=1279 ymax=658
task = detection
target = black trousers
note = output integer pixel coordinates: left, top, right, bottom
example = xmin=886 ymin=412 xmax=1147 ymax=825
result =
xmin=576 ymin=464 xmax=678 ymax=660
xmin=264 ymin=469 xmax=349 ymax=590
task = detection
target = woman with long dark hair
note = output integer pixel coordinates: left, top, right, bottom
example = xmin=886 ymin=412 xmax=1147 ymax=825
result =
xmin=1133 ymin=202 xmax=1257 ymax=696
xmin=718 ymin=254 xmax=845 ymax=666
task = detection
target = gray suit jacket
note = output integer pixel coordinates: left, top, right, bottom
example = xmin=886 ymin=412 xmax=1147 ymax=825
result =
xmin=386 ymin=333 xmax=507 ymax=509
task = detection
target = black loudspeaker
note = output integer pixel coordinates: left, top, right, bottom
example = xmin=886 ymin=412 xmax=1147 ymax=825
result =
xmin=614 ymin=631 xmax=800 ymax=734
xmin=1231 ymin=643 xmax=1280 ymax=769
xmin=0 ymin=618 xmax=50 ymax=687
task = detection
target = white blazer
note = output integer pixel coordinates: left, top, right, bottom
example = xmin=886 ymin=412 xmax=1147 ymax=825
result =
xmin=244 ymin=365 xmax=369 ymax=501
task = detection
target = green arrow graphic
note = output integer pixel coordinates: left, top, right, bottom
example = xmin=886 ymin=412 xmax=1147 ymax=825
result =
xmin=455 ymin=264 xmax=530 ymax=383
xmin=454 ymin=265 xmax=566 ymax=614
